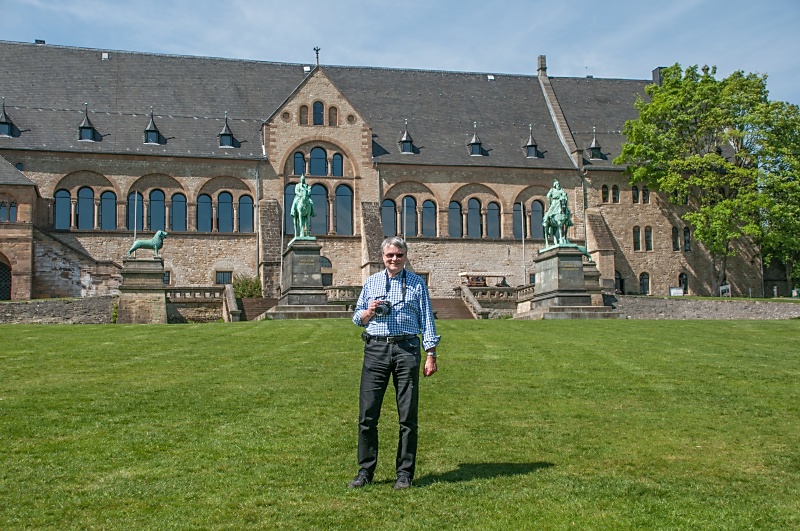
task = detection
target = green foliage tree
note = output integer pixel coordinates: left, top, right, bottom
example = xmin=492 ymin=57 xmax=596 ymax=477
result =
xmin=758 ymin=101 xmax=800 ymax=290
xmin=232 ymin=274 xmax=262 ymax=299
xmin=615 ymin=64 xmax=769 ymax=294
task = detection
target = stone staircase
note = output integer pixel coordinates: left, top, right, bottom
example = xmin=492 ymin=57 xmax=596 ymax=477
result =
xmin=431 ymin=298 xmax=475 ymax=319
xmin=238 ymin=298 xmax=277 ymax=321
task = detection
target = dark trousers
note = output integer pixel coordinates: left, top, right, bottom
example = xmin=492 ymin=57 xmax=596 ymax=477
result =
xmin=357 ymin=337 xmax=421 ymax=479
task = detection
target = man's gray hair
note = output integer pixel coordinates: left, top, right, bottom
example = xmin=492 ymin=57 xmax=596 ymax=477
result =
xmin=381 ymin=236 xmax=408 ymax=255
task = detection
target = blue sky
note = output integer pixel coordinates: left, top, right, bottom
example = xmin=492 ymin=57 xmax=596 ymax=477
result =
xmin=4 ymin=0 xmax=800 ymax=103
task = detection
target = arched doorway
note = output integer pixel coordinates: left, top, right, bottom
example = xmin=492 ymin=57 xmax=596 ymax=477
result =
xmin=0 ymin=262 xmax=11 ymax=300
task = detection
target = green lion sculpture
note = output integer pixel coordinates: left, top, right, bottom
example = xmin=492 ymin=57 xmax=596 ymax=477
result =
xmin=126 ymin=230 xmax=168 ymax=257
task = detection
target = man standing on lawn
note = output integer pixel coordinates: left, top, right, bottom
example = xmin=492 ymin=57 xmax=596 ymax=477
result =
xmin=349 ymin=236 xmax=440 ymax=490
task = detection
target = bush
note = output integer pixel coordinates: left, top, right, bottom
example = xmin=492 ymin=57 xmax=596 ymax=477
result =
xmin=233 ymin=274 xmax=262 ymax=298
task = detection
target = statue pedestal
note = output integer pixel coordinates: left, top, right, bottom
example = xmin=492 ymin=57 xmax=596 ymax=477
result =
xmin=278 ymin=239 xmax=327 ymax=306
xmin=117 ymin=257 xmax=167 ymax=324
xmin=515 ymin=246 xmax=620 ymax=320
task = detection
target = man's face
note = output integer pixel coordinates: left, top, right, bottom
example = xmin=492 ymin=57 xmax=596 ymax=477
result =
xmin=383 ymin=245 xmax=406 ymax=276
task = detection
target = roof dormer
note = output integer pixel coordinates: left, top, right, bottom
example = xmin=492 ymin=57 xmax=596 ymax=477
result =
xmin=144 ymin=107 xmax=162 ymax=145
xmin=78 ymin=103 xmax=98 ymax=142
xmin=398 ymin=119 xmax=414 ymax=154
xmin=589 ymin=126 xmax=602 ymax=160
xmin=468 ymin=122 xmax=484 ymax=156
xmin=218 ymin=111 xmax=236 ymax=148
xmin=0 ymin=97 xmax=16 ymax=138
xmin=524 ymin=124 xmax=538 ymax=158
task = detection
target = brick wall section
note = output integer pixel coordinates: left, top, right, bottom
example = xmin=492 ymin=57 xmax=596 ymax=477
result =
xmin=612 ymin=295 xmax=800 ymax=320
xmin=585 ymin=172 xmax=761 ymax=297
xmin=259 ymin=199 xmax=283 ymax=297
xmin=0 ymin=295 xmax=116 ymax=323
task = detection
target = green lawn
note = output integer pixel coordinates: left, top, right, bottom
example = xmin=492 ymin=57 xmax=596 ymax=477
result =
xmin=1 ymin=320 xmax=798 ymax=529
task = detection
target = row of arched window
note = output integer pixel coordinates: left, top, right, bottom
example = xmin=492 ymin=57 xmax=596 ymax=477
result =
xmin=293 ymin=148 xmax=344 ymax=176
xmin=603 ymin=184 xmax=650 ymax=204
xmin=283 ymin=183 xmax=353 ymax=236
xmin=672 ymin=227 xmax=691 ymax=251
xmin=616 ymin=271 xmax=690 ymax=295
xmin=0 ymin=201 xmax=17 ymax=222
xmin=632 ymin=226 xmax=691 ymax=252
xmin=380 ymin=197 xmax=549 ymax=239
xmin=299 ymin=102 xmax=338 ymax=126
xmin=52 ymin=188 xmax=255 ymax=232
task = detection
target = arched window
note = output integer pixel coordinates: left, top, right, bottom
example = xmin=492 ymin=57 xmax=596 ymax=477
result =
xmin=100 ymin=191 xmax=116 ymax=230
xmin=401 ymin=196 xmax=417 ymax=237
xmin=645 ymin=226 xmax=653 ymax=251
xmin=171 ymin=193 xmax=187 ymax=231
xmin=639 ymin=272 xmax=650 ymax=295
xmin=309 ymin=147 xmax=327 ymax=176
xmin=127 ymin=191 xmax=144 ymax=231
xmin=632 ymin=186 xmax=639 ymax=203
xmin=4 ymin=202 xmax=17 ymax=222
xmin=299 ymin=105 xmax=308 ymax=125
xmin=467 ymin=198 xmax=482 ymax=238
xmin=238 ymin=195 xmax=254 ymax=233
xmin=54 ymin=189 xmax=71 ymax=229
xmin=679 ymin=273 xmax=688 ymax=294
xmin=310 ymin=184 xmax=328 ymax=235
xmin=76 ymin=186 xmax=94 ymax=230
xmin=320 ymin=256 xmax=333 ymax=287
xmin=448 ymin=201 xmax=462 ymax=237
xmin=217 ymin=192 xmax=233 ymax=233
xmin=615 ymin=270 xmax=624 ymax=293
xmin=294 ymin=152 xmax=306 ymax=176
xmin=633 ymin=226 xmax=641 ymax=251
xmin=683 ymin=227 xmax=691 ymax=251
xmin=513 ymin=203 xmax=526 ymax=239
xmin=0 ymin=202 xmax=6 ymax=222
xmin=381 ymin=199 xmax=396 ymax=237
xmin=284 ymin=184 xmax=296 ymax=235
xmin=0 ymin=261 xmax=10 ymax=300
xmin=334 ymin=185 xmax=353 ymax=235
xmin=612 ymin=185 xmax=620 ymax=203
xmin=148 ymin=189 xmax=166 ymax=231
xmin=672 ymin=227 xmax=680 ymax=251
xmin=601 ymin=185 xmax=609 ymax=203
xmin=530 ymin=200 xmax=544 ymax=239
xmin=421 ymin=200 xmax=436 ymax=237
xmin=642 ymin=185 xmax=650 ymax=204
xmin=332 ymin=153 xmax=343 ymax=177
xmin=328 ymin=106 xmax=338 ymax=126
xmin=196 ymin=194 xmax=212 ymax=232
xmin=313 ymin=101 xmax=324 ymax=125
xmin=486 ymin=202 xmax=500 ymax=238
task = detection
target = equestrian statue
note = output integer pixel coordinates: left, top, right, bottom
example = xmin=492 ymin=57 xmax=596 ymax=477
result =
xmin=290 ymin=174 xmax=315 ymax=241
xmin=542 ymin=179 xmax=573 ymax=247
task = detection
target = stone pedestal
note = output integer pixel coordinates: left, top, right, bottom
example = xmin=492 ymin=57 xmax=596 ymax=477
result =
xmin=516 ymin=245 xmax=620 ymax=320
xmin=278 ymin=239 xmax=327 ymax=306
xmin=117 ymin=257 xmax=167 ymax=324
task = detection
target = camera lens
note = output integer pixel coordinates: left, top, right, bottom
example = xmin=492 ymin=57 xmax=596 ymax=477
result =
xmin=374 ymin=302 xmax=391 ymax=317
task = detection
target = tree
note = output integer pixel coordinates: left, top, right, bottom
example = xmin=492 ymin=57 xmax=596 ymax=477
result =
xmin=615 ymin=64 xmax=769 ymax=295
xmin=758 ymin=101 xmax=800 ymax=291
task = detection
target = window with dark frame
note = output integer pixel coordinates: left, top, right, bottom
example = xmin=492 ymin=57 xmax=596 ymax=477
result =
xmin=216 ymin=271 xmax=233 ymax=284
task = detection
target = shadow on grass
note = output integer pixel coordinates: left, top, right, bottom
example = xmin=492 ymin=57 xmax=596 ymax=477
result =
xmin=414 ymin=462 xmax=554 ymax=486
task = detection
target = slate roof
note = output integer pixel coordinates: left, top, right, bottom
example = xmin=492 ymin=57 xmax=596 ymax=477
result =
xmin=0 ymin=41 xmax=307 ymax=160
xmin=549 ymin=77 xmax=650 ymax=169
xmin=0 ymin=155 xmax=36 ymax=186
xmin=0 ymin=40 xmax=648 ymax=170
xmin=326 ymin=67 xmax=576 ymax=169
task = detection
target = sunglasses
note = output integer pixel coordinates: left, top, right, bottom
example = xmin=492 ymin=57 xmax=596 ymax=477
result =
xmin=384 ymin=253 xmax=405 ymax=258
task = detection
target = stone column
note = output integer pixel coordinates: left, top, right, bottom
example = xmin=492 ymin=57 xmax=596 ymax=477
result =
xmin=69 ymin=198 xmax=77 ymax=229
xmin=395 ymin=208 xmax=402 ymax=237
xmin=188 ymin=203 xmax=197 ymax=231
xmin=481 ymin=208 xmax=488 ymax=238
xmin=438 ymin=207 xmax=448 ymax=237
xmin=233 ymin=204 xmax=239 ymax=232
xmin=461 ymin=210 xmax=468 ymax=238
xmin=328 ymin=197 xmax=335 ymax=234
xmin=212 ymin=204 xmax=218 ymax=232
xmin=93 ymin=199 xmax=100 ymax=229
xmin=142 ymin=200 xmax=149 ymax=231
xmin=165 ymin=202 xmax=171 ymax=231
xmin=416 ymin=207 xmax=423 ymax=237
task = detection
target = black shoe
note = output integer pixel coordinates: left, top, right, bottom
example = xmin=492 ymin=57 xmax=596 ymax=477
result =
xmin=393 ymin=475 xmax=412 ymax=490
xmin=348 ymin=471 xmax=371 ymax=488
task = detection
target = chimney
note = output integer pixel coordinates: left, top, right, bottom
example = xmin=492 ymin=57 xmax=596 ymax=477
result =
xmin=652 ymin=66 xmax=665 ymax=86
xmin=537 ymin=55 xmax=547 ymax=76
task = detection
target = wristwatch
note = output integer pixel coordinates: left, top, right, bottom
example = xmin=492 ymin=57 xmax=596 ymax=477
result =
xmin=426 ymin=351 xmax=436 ymax=358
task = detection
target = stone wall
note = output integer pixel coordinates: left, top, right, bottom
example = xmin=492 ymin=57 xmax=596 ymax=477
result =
xmin=611 ymin=295 xmax=800 ymax=320
xmin=0 ymin=295 xmax=116 ymax=324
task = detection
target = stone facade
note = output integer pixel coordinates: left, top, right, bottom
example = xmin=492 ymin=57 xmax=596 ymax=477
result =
xmin=0 ymin=41 xmax=765 ymax=303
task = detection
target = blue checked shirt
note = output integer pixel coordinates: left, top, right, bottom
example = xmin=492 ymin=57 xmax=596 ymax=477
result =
xmin=353 ymin=268 xmax=441 ymax=351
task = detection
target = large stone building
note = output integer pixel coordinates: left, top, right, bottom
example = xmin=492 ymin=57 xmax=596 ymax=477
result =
xmin=0 ymin=40 xmax=762 ymax=302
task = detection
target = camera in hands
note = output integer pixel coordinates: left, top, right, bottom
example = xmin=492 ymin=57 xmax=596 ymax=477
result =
xmin=374 ymin=301 xmax=392 ymax=317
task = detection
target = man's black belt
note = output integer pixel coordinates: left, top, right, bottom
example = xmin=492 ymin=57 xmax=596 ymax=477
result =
xmin=366 ymin=333 xmax=418 ymax=343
